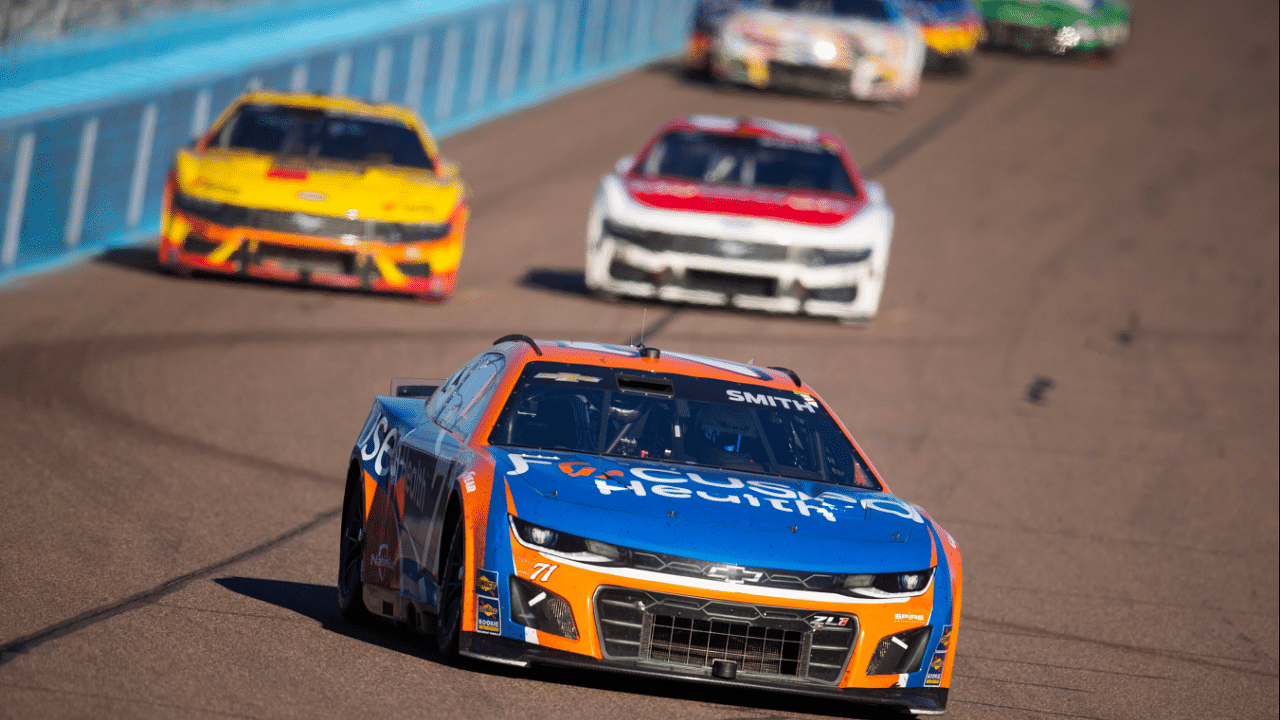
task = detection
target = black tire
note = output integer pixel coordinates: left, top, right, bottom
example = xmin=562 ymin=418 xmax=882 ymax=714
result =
xmin=337 ymin=472 xmax=372 ymax=624
xmin=436 ymin=515 xmax=466 ymax=658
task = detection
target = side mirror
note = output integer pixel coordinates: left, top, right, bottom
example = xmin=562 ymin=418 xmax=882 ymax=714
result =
xmin=863 ymin=180 xmax=886 ymax=204
xmin=614 ymin=155 xmax=635 ymax=175
xmin=437 ymin=160 xmax=460 ymax=179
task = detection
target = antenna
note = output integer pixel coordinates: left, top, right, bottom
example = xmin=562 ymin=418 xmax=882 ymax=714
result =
xmin=639 ymin=308 xmax=647 ymax=347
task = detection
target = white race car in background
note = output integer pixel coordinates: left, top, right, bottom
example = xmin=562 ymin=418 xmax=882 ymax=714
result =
xmin=585 ymin=115 xmax=893 ymax=321
xmin=712 ymin=0 xmax=926 ymax=102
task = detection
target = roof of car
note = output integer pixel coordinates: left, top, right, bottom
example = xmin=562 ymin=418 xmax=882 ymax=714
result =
xmin=661 ymin=114 xmax=843 ymax=148
xmin=491 ymin=337 xmax=812 ymax=391
xmin=229 ymin=90 xmax=428 ymax=128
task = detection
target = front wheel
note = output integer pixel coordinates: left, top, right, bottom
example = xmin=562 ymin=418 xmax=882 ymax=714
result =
xmin=436 ymin=517 xmax=466 ymax=658
xmin=337 ymin=476 xmax=371 ymax=623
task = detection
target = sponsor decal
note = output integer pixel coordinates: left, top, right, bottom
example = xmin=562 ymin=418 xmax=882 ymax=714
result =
xmin=506 ymin=452 xmax=561 ymax=476
xmin=296 ymin=190 xmax=326 ymax=201
xmin=399 ymin=448 xmax=437 ymax=510
xmin=924 ymin=625 xmax=952 ymax=686
xmin=895 ymin=613 xmax=925 ymax=623
xmin=725 ymin=388 xmax=818 ymax=413
xmin=345 ymin=208 xmax=359 ymax=220
xmin=475 ymin=569 xmax=499 ymax=598
xmin=534 ymin=372 xmax=602 ymax=383
xmin=562 ymin=463 xmax=922 ymax=524
xmin=476 ymin=596 xmax=502 ymax=634
xmin=809 ymin=615 xmax=851 ymax=629
xmin=356 ymin=414 xmax=399 ymax=479
xmin=460 ymin=471 xmax=477 ymax=494
xmin=369 ymin=543 xmax=395 ymax=581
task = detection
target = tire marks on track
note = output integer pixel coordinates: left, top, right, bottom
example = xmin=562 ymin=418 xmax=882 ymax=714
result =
xmin=0 ymin=506 xmax=339 ymax=666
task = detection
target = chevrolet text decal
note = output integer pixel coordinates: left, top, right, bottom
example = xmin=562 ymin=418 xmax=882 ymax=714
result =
xmin=725 ymin=389 xmax=819 ymax=412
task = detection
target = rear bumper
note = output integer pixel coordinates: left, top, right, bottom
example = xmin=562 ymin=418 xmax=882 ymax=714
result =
xmin=461 ymin=631 xmax=948 ymax=714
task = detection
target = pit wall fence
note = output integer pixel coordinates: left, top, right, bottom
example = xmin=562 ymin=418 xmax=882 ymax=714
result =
xmin=0 ymin=0 xmax=695 ymax=283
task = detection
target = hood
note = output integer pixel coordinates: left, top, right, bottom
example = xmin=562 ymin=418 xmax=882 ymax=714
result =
xmin=495 ymin=449 xmax=932 ymax=573
xmin=732 ymin=7 xmax=903 ymax=38
xmin=623 ymin=176 xmax=863 ymax=226
xmin=982 ymin=0 xmax=1128 ymax=26
xmin=174 ymin=148 xmax=462 ymax=222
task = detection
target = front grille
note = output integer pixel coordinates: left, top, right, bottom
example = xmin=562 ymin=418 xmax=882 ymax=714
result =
xmin=252 ymin=208 xmax=367 ymax=238
xmin=985 ymin=21 xmax=1059 ymax=52
xmin=606 ymin=221 xmax=787 ymax=261
xmin=181 ymin=235 xmax=220 ymax=255
xmin=808 ymin=285 xmax=857 ymax=303
xmin=596 ymin=588 xmax=856 ymax=684
xmin=685 ymin=269 xmax=777 ymax=297
xmin=608 ymin=258 xmax=653 ymax=283
xmin=173 ymin=190 xmax=450 ymax=243
xmin=647 ymin=615 xmax=805 ymax=675
xmin=255 ymin=242 xmax=355 ymax=275
xmin=768 ymin=62 xmax=852 ymax=96
xmin=627 ymin=550 xmax=848 ymax=593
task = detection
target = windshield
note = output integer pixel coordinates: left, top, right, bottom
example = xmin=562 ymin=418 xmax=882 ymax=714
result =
xmin=488 ymin=362 xmax=881 ymax=490
xmin=214 ymin=103 xmax=435 ymax=170
xmin=757 ymin=0 xmax=894 ymax=20
xmin=637 ymin=130 xmax=857 ymax=195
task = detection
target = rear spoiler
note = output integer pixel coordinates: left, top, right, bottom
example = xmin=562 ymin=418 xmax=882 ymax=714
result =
xmin=389 ymin=378 xmax=446 ymax=398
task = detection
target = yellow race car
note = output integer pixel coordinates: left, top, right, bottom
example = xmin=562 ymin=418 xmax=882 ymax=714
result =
xmin=159 ymin=91 xmax=468 ymax=300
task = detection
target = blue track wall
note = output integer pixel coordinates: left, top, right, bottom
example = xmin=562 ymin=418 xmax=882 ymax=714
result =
xmin=0 ymin=0 xmax=694 ymax=282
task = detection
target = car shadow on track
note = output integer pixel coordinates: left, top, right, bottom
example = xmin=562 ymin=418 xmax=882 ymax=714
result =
xmin=520 ymin=267 xmax=867 ymax=330
xmin=216 ymin=576 xmax=909 ymax=719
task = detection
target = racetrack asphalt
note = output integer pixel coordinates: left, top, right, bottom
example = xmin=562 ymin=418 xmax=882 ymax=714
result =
xmin=0 ymin=0 xmax=1276 ymax=717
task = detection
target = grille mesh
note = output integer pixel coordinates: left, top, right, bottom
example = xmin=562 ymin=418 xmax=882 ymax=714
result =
xmin=644 ymin=614 xmax=806 ymax=676
xmin=595 ymin=588 xmax=856 ymax=684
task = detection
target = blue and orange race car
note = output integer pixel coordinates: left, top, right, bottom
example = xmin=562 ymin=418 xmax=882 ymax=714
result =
xmin=339 ymin=336 xmax=962 ymax=715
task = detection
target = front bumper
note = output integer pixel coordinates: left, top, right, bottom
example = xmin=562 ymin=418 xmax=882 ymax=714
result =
xmin=463 ymin=524 xmax=954 ymax=715
xmin=713 ymin=53 xmax=915 ymax=102
xmin=587 ymin=235 xmax=884 ymax=320
xmin=461 ymin=631 xmax=948 ymax=714
xmin=983 ymin=19 xmax=1128 ymax=54
xmin=158 ymin=201 xmax=465 ymax=299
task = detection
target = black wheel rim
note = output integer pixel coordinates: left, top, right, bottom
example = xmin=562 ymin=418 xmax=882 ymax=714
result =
xmin=438 ymin=521 xmax=465 ymax=650
xmin=339 ymin=484 xmax=363 ymax=601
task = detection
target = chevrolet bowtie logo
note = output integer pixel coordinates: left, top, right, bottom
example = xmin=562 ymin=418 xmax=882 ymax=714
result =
xmin=707 ymin=564 xmax=764 ymax=584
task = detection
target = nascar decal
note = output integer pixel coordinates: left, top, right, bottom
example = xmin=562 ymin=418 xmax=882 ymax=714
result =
xmin=476 ymin=595 xmax=502 ymax=634
xmin=924 ymin=625 xmax=952 ymax=686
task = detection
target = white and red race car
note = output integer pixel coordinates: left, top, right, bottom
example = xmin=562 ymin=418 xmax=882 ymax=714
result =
xmin=585 ymin=115 xmax=893 ymax=321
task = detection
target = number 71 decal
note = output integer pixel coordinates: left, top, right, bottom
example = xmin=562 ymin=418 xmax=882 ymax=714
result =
xmin=530 ymin=563 xmax=558 ymax=582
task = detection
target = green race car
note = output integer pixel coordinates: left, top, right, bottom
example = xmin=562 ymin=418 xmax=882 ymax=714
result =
xmin=981 ymin=0 xmax=1130 ymax=56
